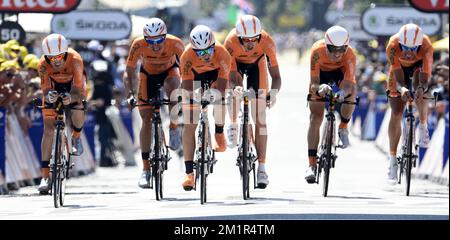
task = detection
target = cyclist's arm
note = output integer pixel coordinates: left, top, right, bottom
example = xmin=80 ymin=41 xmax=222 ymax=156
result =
xmin=124 ymin=66 xmax=137 ymax=96
xmin=386 ymin=42 xmax=406 ymax=88
xmin=310 ymin=50 xmax=321 ymax=94
xmin=269 ymin=66 xmax=281 ymax=93
xmin=125 ymin=39 xmax=143 ymax=96
xmin=216 ymin=47 xmax=232 ymax=95
xmin=264 ymin=35 xmax=281 ymax=92
xmin=341 ymin=54 xmax=357 ymax=95
xmin=180 ymin=51 xmax=195 ymax=100
xmin=38 ymin=61 xmax=51 ymax=98
xmin=71 ymin=55 xmax=84 ymax=103
xmin=419 ymin=42 xmax=434 ymax=91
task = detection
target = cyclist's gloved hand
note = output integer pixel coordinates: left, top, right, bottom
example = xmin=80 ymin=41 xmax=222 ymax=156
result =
xmin=267 ymin=90 xmax=278 ymax=109
xmin=47 ymin=90 xmax=59 ymax=103
xmin=62 ymin=92 xmax=71 ymax=105
xmin=335 ymin=89 xmax=346 ymax=103
xmin=318 ymin=84 xmax=332 ymax=98
xmin=127 ymin=93 xmax=136 ymax=110
xmin=415 ymin=86 xmax=426 ymax=101
xmin=233 ymin=86 xmax=244 ymax=97
xmin=400 ymin=87 xmax=412 ymax=102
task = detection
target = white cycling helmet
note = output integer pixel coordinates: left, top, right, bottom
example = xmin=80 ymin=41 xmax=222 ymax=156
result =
xmin=42 ymin=33 xmax=69 ymax=56
xmin=236 ymin=15 xmax=262 ymax=38
xmin=398 ymin=23 xmax=424 ymax=47
xmin=189 ymin=25 xmax=215 ymax=50
xmin=324 ymin=26 xmax=349 ymax=47
xmin=143 ymin=18 xmax=167 ymax=37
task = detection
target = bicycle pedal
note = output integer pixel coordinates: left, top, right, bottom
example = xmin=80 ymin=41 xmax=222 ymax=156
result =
xmin=183 ymin=186 xmax=194 ymax=191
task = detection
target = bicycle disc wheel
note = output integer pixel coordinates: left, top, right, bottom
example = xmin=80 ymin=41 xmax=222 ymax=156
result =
xmin=322 ymin=123 xmax=333 ymax=197
xmin=200 ymin=123 xmax=207 ymax=204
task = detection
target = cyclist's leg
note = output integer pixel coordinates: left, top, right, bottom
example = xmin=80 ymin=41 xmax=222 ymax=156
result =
xmin=181 ymin=102 xmax=199 ymax=189
xmin=164 ymin=67 xmax=181 ymax=125
xmin=308 ymin=101 xmax=325 ymax=166
xmin=164 ymin=68 xmax=182 ymax=150
xmin=70 ymin=87 xmax=86 ymax=154
xmin=138 ymin=72 xmax=155 ymax=171
xmin=212 ymin=78 xmax=228 ymax=152
xmin=413 ymin=69 xmax=430 ymax=147
xmin=388 ymin=69 xmax=407 ymax=159
xmin=39 ymin=112 xmax=56 ymax=192
xmin=227 ymin=71 xmax=243 ymax=148
xmin=338 ymin=78 xmax=357 ymax=148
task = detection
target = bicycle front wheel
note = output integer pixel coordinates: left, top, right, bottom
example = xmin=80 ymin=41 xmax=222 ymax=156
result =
xmin=405 ymin=119 xmax=414 ymax=196
xmin=200 ymin=123 xmax=207 ymax=205
xmin=322 ymin=122 xmax=333 ymax=197
xmin=53 ymin=129 xmax=62 ymax=208
xmin=242 ymin=123 xmax=250 ymax=200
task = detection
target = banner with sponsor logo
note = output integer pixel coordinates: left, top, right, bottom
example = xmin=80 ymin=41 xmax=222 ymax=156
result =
xmin=361 ymin=6 xmax=442 ymax=36
xmin=408 ymin=0 xmax=449 ymax=13
xmin=51 ymin=11 xmax=132 ymax=40
xmin=0 ymin=0 xmax=80 ymax=13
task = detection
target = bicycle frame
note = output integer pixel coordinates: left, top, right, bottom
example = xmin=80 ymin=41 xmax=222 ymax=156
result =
xmin=135 ymin=88 xmax=171 ymax=201
xmin=387 ymin=89 xmax=437 ymax=196
xmin=193 ymin=84 xmax=217 ymax=204
xmin=307 ymin=92 xmax=358 ymax=197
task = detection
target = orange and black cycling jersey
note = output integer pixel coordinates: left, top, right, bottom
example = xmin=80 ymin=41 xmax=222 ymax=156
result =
xmin=127 ymin=34 xmax=184 ymax=74
xmin=180 ymin=43 xmax=231 ymax=81
xmin=310 ymin=39 xmax=356 ymax=84
xmin=224 ymin=29 xmax=279 ymax=71
xmin=386 ymin=34 xmax=433 ymax=76
xmin=38 ymin=48 xmax=85 ymax=92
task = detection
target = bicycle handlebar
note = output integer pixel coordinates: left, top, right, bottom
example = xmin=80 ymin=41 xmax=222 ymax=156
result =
xmin=307 ymin=93 xmax=359 ymax=106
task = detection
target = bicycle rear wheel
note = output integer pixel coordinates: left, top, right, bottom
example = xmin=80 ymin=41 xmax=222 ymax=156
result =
xmin=322 ymin=122 xmax=333 ymax=197
xmin=200 ymin=123 xmax=207 ymax=204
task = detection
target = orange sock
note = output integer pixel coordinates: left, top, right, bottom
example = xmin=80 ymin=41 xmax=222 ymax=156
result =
xmin=169 ymin=122 xmax=178 ymax=129
xmin=339 ymin=122 xmax=348 ymax=129
xmin=72 ymin=131 xmax=81 ymax=138
xmin=309 ymin=156 xmax=317 ymax=166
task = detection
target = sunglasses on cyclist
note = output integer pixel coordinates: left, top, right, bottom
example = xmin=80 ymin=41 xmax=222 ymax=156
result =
xmin=240 ymin=35 xmax=261 ymax=43
xmin=400 ymin=44 xmax=419 ymax=52
xmin=47 ymin=53 xmax=65 ymax=62
xmin=326 ymin=44 xmax=348 ymax=53
xmin=145 ymin=35 xmax=166 ymax=45
xmin=194 ymin=44 xmax=215 ymax=57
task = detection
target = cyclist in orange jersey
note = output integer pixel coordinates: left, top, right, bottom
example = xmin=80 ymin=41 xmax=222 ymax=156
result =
xmin=180 ymin=25 xmax=232 ymax=190
xmin=305 ymin=26 xmax=357 ymax=184
xmin=385 ymin=23 xmax=433 ymax=183
xmin=38 ymin=34 xmax=87 ymax=193
xmin=124 ymin=18 xmax=185 ymax=189
xmin=224 ymin=15 xmax=281 ymax=189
